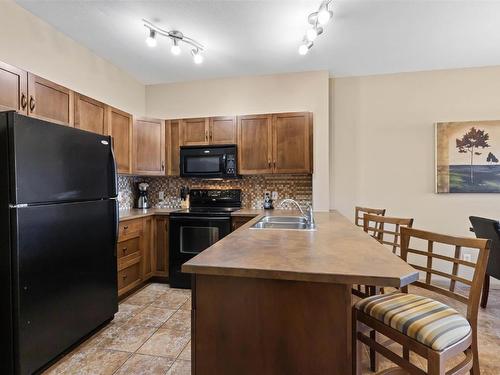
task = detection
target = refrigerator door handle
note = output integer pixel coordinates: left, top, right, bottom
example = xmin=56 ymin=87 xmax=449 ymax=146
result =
xmin=113 ymin=199 xmax=119 ymax=257
xmin=108 ymin=135 xmax=118 ymax=198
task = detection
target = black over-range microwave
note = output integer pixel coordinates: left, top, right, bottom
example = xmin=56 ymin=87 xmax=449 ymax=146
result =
xmin=180 ymin=144 xmax=238 ymax=178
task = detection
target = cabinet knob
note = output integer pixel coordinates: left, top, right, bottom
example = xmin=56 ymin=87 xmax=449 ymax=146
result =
xmin=161 ymin=162 xmax=165 ymax=171
xmin=122 ymin=247 xmax=127 ymax=252
xmin=21 ymin=93 xmax=27 ymax=109
xmin=123 ymin=225 xmax=129 ymax=230
xmin=122 ymin=274 xmax=128 ymax=279
xmin=29 ymin=96 xmax=35 ymax=112
xmin=205 ymin=130 xmax=208 ymax=141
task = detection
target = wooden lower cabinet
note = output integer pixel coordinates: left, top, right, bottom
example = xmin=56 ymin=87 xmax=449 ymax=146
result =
xmin=117 ymin=218 xmax=144 ymax=297
xmin=142 ymin=216 xmax=155 ymax=279
xmin=155 ymin=217 xmax=170 ymax=277
xmin=117 ymin=216 xmax=170 ymax=296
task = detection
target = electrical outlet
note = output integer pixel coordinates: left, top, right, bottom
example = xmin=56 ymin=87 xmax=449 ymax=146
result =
xmin=463 ymin=253 xmax=472 ymax=262
xmin=159 ymin=191 xmax=165 ymax=201
xmin=271 ymin=191 xmax=278 ymax=200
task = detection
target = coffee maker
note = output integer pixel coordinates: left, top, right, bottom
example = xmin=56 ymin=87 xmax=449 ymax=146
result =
xmin=137 ymin=182 xmax=150 ymax=209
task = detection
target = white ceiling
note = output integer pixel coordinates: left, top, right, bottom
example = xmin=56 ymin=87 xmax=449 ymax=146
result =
xmin=16 ymin=0 xmax=500 ymax=85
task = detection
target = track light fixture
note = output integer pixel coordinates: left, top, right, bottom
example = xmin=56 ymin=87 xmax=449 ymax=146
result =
xmin=143 ymin=19 xmax=205 ymax=64
xmin=299 ymin=0 xmax=332 ymax=55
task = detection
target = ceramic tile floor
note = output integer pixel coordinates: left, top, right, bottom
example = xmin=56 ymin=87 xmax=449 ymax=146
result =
xmin=43 ymin=283 xmax=500 ymax=375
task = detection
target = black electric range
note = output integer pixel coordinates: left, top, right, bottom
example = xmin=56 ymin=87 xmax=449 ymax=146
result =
xmin=169 ymin=189 xmax=242 ymax=288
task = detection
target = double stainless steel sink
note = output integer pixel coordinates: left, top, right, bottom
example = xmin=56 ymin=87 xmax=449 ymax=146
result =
xmin=250 ymin=216 xmax=316 ymax=231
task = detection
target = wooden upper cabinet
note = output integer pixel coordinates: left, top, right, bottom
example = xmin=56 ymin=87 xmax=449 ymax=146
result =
xmin=238 ymin=114 xmax=273 ymax=174
xmin=273 ymin=112 xmax=312 ymax=173
xmin=27 ymin=73 xmax=73 ymax=126
xmin=182 ymin=117 xmax=209 ymax=146
xmin=0 ymin=61 xmax=28 ymax=114
xmin=273 ymin=112 xmax=312 ymax=174
xmin=133 ymin=117 xmax=165 ymax=176
xmin=108 ymin=106 xmax=133 ymax=174
xmin=166 ymin=119 xmax=182 ymax=176
xmin=210 ymin=116 xmax=237 ymax=145
xmin=74 ymin=93 xmax=108 ymax=134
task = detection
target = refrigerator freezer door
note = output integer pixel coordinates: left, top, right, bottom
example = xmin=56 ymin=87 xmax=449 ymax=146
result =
xmin=11 ymin=199 xmax=118 ymax=375
xmin=7 ymin=112 xmax=117 ymax=205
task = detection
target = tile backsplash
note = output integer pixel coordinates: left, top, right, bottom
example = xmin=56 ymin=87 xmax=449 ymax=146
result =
xmin=118 ymin=174 xmax=312 ymax=210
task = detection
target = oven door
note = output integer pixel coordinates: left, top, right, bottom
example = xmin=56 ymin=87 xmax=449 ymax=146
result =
xmin=169 ymin=216 xmax=231 ymax=288
xmin=180 ymin=148 xmax=225 ymax=178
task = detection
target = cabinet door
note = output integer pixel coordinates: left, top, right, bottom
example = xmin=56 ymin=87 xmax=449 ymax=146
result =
xmin=154 ymin=217 xmax=169 ymax=277
xmin=133 ymin=117 xmax=165 ymax=176
xmin=108 ymin=107 xmax=133 ymax=174
xmin=237 ymin=114 xmax=273 ymax=174
xmin=182 ymin=117 xmax=209 ymax=146
xmin=166 ymin=119 xmax=181 ymax=176
xmin=142 ymin=217 xmax=154 ymax=280
xmin=0 ymin=61 xmax=28 ymax=114
xmin=74 ymin=93 xmax=108 ymax=134
xmin=27 ymin=73 xmax=74 ymax=126
xmin=210 ymin=116 xmax=237 ymax=144
xmin=272 ymin=112 xmax=312 ymax=174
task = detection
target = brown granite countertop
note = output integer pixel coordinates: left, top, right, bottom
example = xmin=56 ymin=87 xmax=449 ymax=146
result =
xmin=182 ymin=210 xmax=419 ymax=287
xmin=119 ymin=208 xmax=265 ymax=221
xmin=119 ymin=208 xmax=179 ymax=221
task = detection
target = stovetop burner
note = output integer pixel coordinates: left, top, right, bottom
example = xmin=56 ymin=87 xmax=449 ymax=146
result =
xmin=171 ymin=189 xmax=242 ymax=217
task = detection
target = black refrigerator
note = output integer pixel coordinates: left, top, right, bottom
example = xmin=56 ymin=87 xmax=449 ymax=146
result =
xmin=0 ymin=111 xmax=119 ymax=375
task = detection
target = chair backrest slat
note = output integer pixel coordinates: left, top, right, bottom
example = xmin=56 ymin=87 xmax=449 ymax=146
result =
xmin=355 ymin=206 xmax=386 ymax=229
xmin=400 ymin=227 xmax=490 ymax=323
xmin=450 ymin=245 xmax=462 ymax=292
xmin=363 ymin=214 xmax=414 ymax=255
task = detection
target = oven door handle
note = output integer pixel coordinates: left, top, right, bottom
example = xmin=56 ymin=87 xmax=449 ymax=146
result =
xmin=170 ymin=216 xmax=231 ymax=221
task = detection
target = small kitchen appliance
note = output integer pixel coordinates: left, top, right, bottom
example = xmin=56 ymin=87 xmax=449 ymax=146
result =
xmin=169 ymin=189 xmax=242 ymax=288
xmin=137 ymin=182 xmax=150 ymax=209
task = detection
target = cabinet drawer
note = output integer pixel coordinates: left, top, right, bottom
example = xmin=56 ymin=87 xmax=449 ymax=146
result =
xmin=118 ymin=261 xmax=141 ymax=290
xmin=117 ymin=236 xmax=140 ymax=259
xmin=119 ymin=219 xmax=143 ymax=238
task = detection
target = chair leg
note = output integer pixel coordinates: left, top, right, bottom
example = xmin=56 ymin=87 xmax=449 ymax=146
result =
xmin=471 ymin=331 xmax=480 ymax=375
xmin=481 ymin=274 xmax=490 ymax=308
xmin=369 ymin=329 xmax=378 ymax=372
xmin=428 ymin=350 xmax=444 ymax=375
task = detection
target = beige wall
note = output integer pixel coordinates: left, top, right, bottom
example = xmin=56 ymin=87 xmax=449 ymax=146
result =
xmin=0 ymin=1 xmax=145 ymax=115
xmin=147 ymin=71 xmax=331 ymax=211
xmin=331 ymin=66 xmax=500 ymax=240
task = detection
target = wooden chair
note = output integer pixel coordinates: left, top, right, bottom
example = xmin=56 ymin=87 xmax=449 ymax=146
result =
xmin=469 ymin=216 xmax=500 ymax=308
xmin=353 ymin=214 xmax=414 ymax=298
xmin=353 ymin=227 xmax=490 ymax=375
xmin=355 ymin=206 xmax=386 ymax=229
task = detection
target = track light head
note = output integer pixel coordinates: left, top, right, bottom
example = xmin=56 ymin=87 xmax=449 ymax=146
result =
xmin=171 ymin=39 xmax=181 ymax=55
xmin=317 ymin=4 xmax=332 ymax=25
xmin=298 ymin=42 xmax=313 ymax=55
xmin=145 ymin=29 xmax=157 ymax=47
xmin=192 ymin=49 xmax=204 ymax=64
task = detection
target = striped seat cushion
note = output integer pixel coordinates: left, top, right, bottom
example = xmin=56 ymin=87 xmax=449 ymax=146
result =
xmin=355 ymin=292 xmax=471 ymax=351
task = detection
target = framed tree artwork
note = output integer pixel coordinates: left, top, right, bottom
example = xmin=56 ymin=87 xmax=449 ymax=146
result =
xmin=436 ymin=120 xmax=500 ymax=193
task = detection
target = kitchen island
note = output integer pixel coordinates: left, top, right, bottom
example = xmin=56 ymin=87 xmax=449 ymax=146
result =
xmin=182 ymin=210 xmax=419 ymax=375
